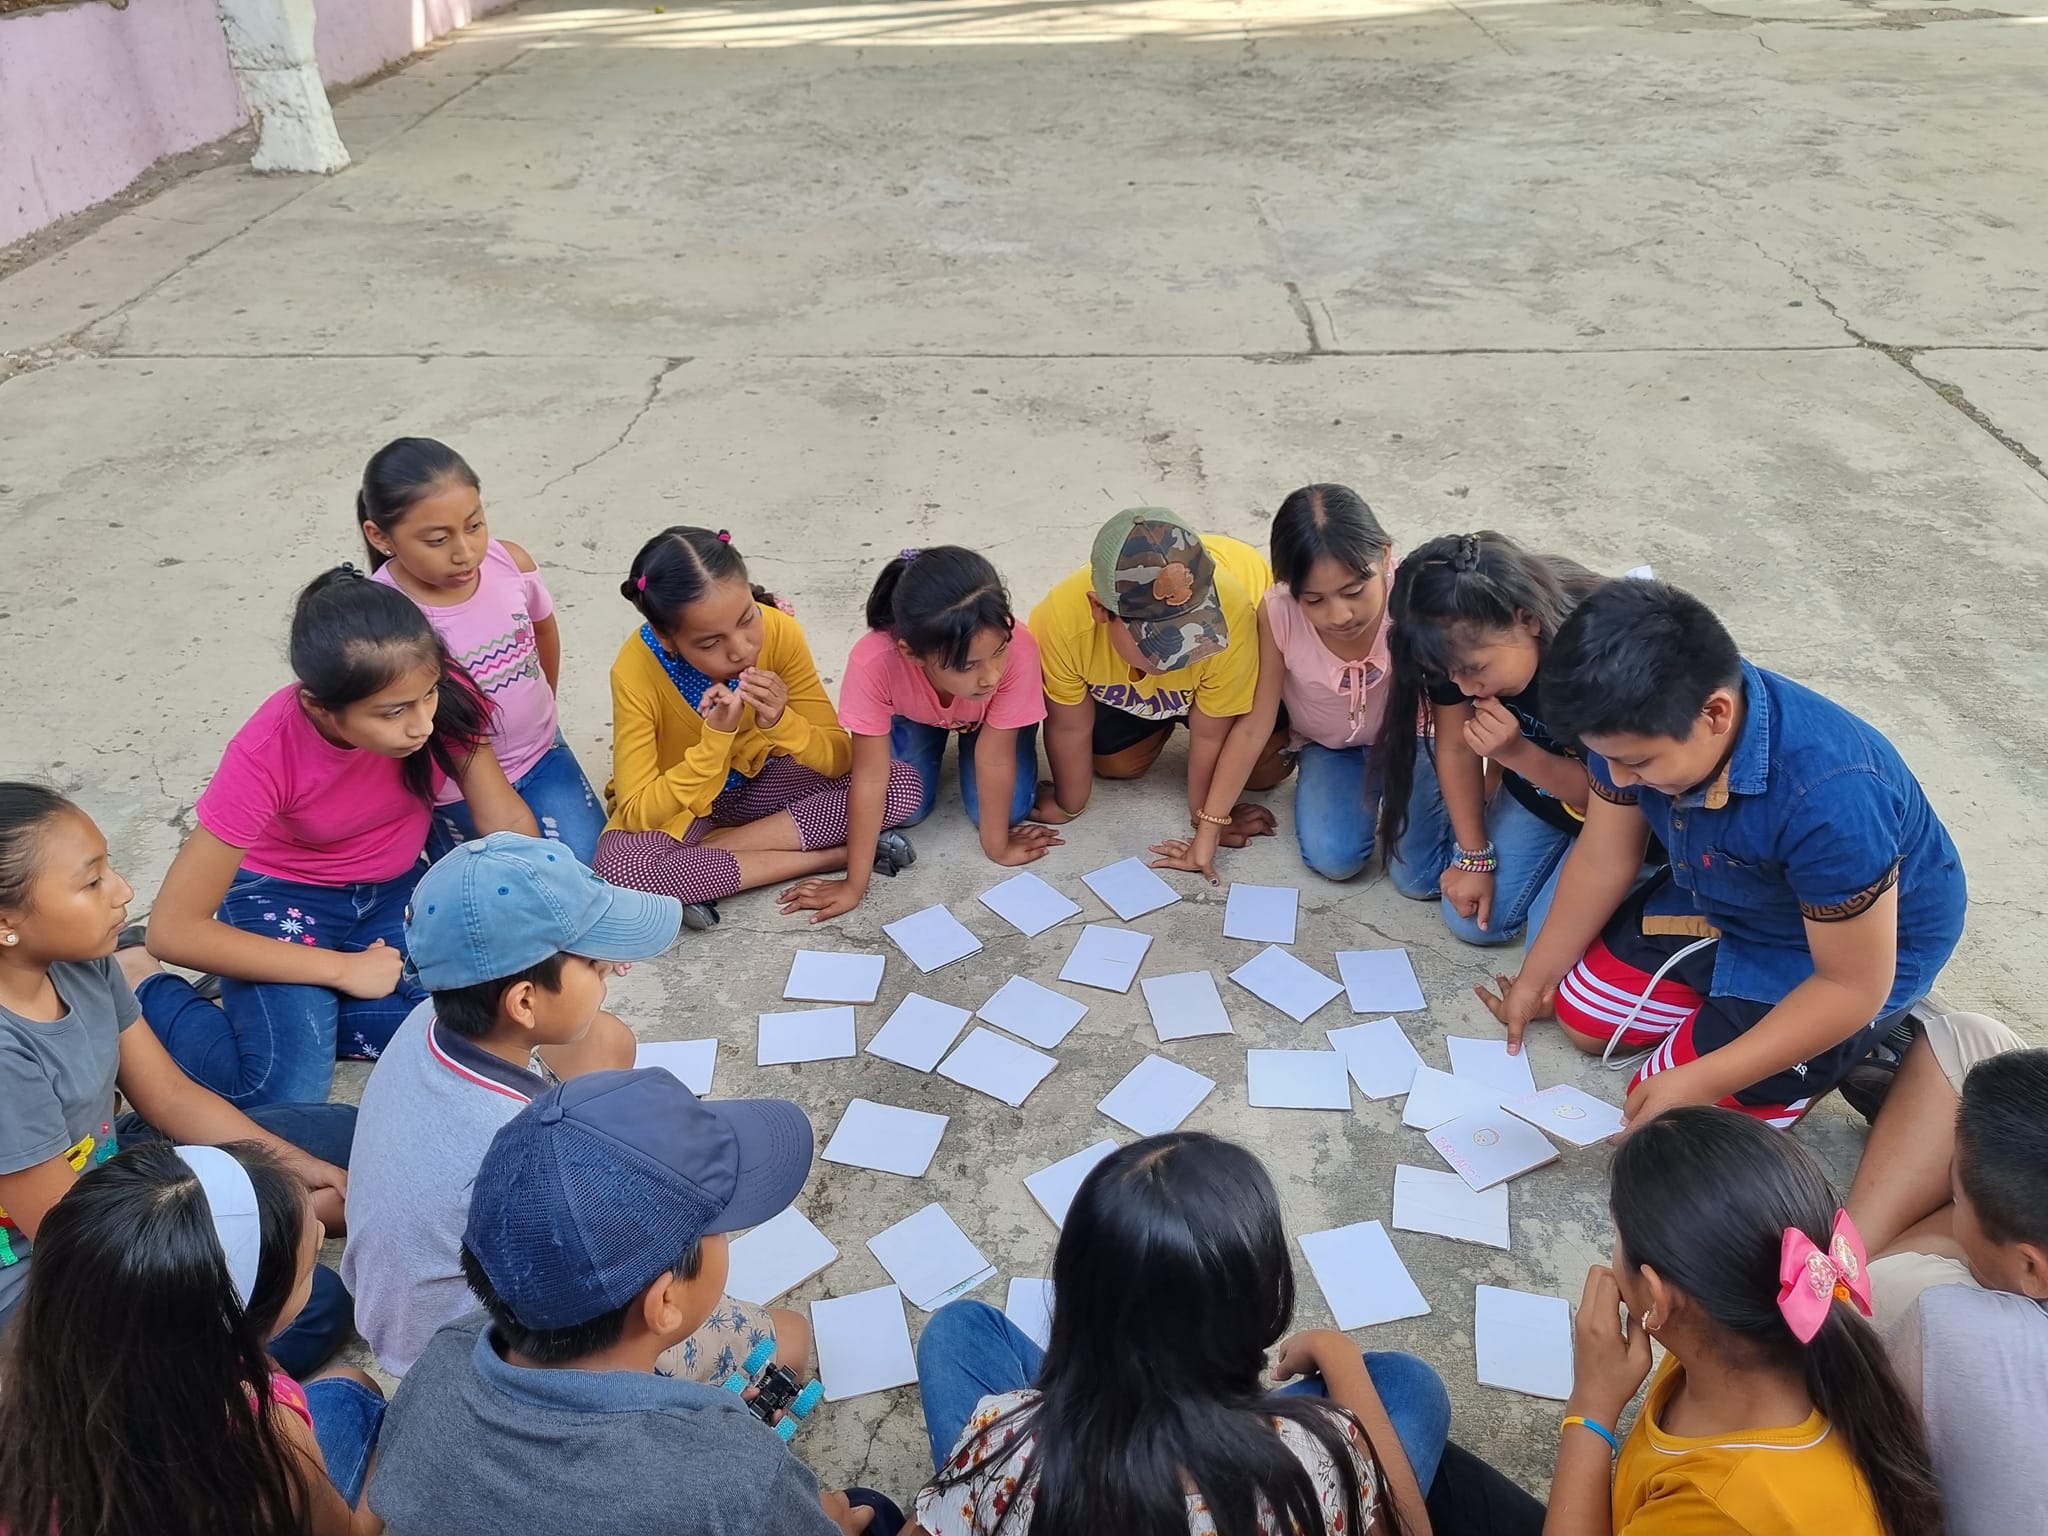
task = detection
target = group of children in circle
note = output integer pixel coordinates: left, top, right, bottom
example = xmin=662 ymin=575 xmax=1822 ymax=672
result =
xmin=0 ymin=432 xmax=2036 ymax=1536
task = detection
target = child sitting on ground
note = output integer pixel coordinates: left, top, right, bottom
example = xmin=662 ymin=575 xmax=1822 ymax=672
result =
xmin=342 ymin=832 xmax=805 ymax=1383
xmin=1477 ymin=579 xmax=1966 ymax=1131
xmin=369 ymin=1068 xmax=899 ymax=1536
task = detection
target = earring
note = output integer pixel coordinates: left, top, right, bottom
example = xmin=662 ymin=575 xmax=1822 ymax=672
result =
xmin=2 ymin=933 xmax=16 ymax=946
xmin=1640 ymin=1309 xmax=1659 ymax=1333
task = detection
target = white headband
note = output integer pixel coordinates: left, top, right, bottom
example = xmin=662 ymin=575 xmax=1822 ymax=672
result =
xmin=175 ymin=1145 xmax=262 ymax=1309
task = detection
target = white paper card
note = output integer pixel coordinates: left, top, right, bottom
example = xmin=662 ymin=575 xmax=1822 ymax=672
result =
xmin=867 ymin=1204 xmax=996 ymax=1311
xmin=1298 ymin=1220 xmax=1432 ymax=1329
xmin=1325 ymin=1017 xmax=1424 ymax=1100
xmin=865 ymin=992 xmax=973 ymax=1074
xmin=1392 ymin=1164 xmax=1511 ymax=1250
xmin=1506 ymin=1085 xmax=1626 ymax=1146
xmin=1005 ymin=1278 xmax=1055 ymax=1350
xmin=1246 ymin=1049 xmax=1353 ymax=1110
xmin=979 ymin=871 xmax=1082 ymax=937
xmin=1098 ymin=1054 xmax=1216 ymax=1136
xmin=1335 ymin=949 xmax=1427 ymax=1014
xmin=882 ymin=905 xmax=982 ymax=973
xmin=1223 ymin=883 xmax=1299 ymax=944
xmin=938 ymin=1028 xmax=1058 ymax=1106
xmin=1446 ymin=1035 xmax=1538 ymax=1097
xmin=1401 ymin=1065 xmax=1505 ymax=1131
xmin=758 ymin=1007 xmax=858 ymax=1066
xmin=976 ymin=975 xmax=1088 ymax=1050
xmin=783 ymin=950 xmax=885 ymax=1004
xmin=1475 ymin=1286 xmax=1575 ymax=1399
xmin=1081 ymin=857 xmax=1180 ymax=921
xmin=813 ymin=1285 xmax=917 ymax=1401
xmin=635 ymin=1039 xmax=716 ymax=1095
xmin=1024 ymin=1140 xmax=1118 ymax=1228
xmin=723 ymin=1207 xmax=839 ymax=1304
xmin=822 ymin=1098 xmax=949 ymax=1178
xmin=1140 ymin=971 xmax=1233 ymax=1041
xmin=1427 ymin=1108 xmax=1560 ymax=1190
xmin=1059 ymin=925 xmax=1153 ymax=993
xmin=1230 ymin=946 xmax=1344 ymax=1023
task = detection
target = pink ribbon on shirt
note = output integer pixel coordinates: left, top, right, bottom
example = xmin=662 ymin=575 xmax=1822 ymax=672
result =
xmin=1777 ymin=1209 xmax=1872 ymax=1343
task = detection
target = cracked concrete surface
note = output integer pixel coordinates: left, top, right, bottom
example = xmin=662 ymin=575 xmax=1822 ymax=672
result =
xmin=3 ymin=0 xmax=2046 ymax=1504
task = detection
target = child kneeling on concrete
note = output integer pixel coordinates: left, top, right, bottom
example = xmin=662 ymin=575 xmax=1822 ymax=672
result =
xmin=369 ymin=1067 xmax=901 ymax=1536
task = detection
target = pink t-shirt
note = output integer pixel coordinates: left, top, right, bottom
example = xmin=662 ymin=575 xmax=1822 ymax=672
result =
xmin=1261 ymin=584 xmax=1395 ymax=751
xmin=837 ymin=625 xmax=1047 ymax=736
xmin=373 ymin=540 xmax=557 ymax=804
xmin=196 ymin=685 xmax=433 ymax=886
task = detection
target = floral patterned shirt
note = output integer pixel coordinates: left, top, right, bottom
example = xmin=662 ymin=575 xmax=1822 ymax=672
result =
xmin=913 ymin=1389 xmax=1381 ymax=1535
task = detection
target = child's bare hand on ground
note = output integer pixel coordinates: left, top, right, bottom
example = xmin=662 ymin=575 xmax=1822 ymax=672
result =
xmin=1216 ymin=803 xmax=1277 ymax=848
xmin=1473 ymin=969 xmax=1548 ymax=1052
xmin=777 ymin=877 xmax=864 ymax=924
xmin=992 ymin=824 xmax=1064 ymax=866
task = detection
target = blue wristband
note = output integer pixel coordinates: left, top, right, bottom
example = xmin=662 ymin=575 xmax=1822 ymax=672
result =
xmin=1562 ymin=1414 xmax=1619 ymax=1453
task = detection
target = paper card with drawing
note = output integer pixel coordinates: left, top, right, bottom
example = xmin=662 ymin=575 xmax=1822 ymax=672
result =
xmin=866 ymin=1204 xmax=996 ymax=1312
xmin=1427 ymin=1107 xmax=1559 ymax=1190
xmin=1505 ymin=1084 xmax=1626 ymax=1146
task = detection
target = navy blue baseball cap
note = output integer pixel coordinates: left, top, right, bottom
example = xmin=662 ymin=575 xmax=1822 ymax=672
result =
xmin=464 ymin=1068 xmax=814 ymax=1330
xmin=405 ymin=833 xmax=681 ymax=991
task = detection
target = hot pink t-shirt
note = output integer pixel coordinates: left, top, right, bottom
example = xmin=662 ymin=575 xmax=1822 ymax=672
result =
xmin=837 ymin=626 xmax=1047 ymax=736
xmin=373 ymin=540 xmax=557 ymax=805
xmin=195 ymin=686 xmax=433 ymax=886
xmin=1261 ymin=583 xmax=1395 ymax=751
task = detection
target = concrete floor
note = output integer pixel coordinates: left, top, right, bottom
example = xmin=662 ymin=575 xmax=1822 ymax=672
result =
xmin=4 ymin=0 xmax=2046 ymax=1505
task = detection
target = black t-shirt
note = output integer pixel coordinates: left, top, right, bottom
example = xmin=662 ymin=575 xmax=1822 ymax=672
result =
xmin=1424 ymin=669 xmax=1585 ymax=836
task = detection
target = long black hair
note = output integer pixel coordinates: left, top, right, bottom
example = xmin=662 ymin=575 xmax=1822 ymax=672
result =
xmin=926 ymin=1133 xmax=1388 ymax=1536
xmin=355 ymin=435 xmax=480 ymax=570
xmin=0 ymin=781 xmax=74 ymax=913
xmin=1612 ymin=1108 xmax=1944 ymax=1536
xmin=1375 ymin=531 xmax=1603 ymax=852
xmin=864 ymin=546 xmax=1015 ymax=671
xmin=620 ymin=527 xmax=777 ymax=634
xmin=0 ymin=1142 xmax=317 ymax=1536
xmin=290 ymin=565 xmax=493 ymax=801
xmin=1270 ymin=484 xmax=1393 ymax=596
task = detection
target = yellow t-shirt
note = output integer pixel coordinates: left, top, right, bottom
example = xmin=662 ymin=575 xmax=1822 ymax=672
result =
xmin=1612 ymin=1357 xmax=1883 ymax=1536
xmin=1028 ymin=534 xmax=1272 ymax=722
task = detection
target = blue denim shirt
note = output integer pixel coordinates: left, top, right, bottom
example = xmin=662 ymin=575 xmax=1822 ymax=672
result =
xmin=1588 ymin=660 xmax=1965 ymax=1011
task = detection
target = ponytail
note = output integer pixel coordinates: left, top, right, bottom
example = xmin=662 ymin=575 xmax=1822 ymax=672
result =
xmin=863 ymin=546 xmax=1013 ymax=671
xmin=1802 ymin=1311 xmax=1945 ymax=1536
xmin=356 ymin=436 xmax=480 ymax=571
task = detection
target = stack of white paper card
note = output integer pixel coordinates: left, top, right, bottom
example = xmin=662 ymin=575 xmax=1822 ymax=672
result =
xmin=939 ymin=1028 xmax=1058 ymax=1106
xmin=1246 ymin=1049 xmax=1353 ymax=1110
xmin=882 ymin=905 xmax=982 ymax=973
xmin=977 ymin=975 xmax=1088 ymax=1049
xmin=813 ymin=1285 xmax=917 ymax=1401
xmin=1297 ymin=1220 xmax=1431 ymax=1329
xmin=783 ymin=950 xmax=885 ymax=1003
xmin=979 ymin=871 xmax=1082 ymax=937
xmin=1081 ymin=857 xmax=1180 ymax=921
xmin=1140 ymin=971 xmax=1233 ymax=1041
xmin=1059 ymin=925 xmax=1153 ymax=993
xmin=723 ymin=1207 xmax=839 ymax=1304
xmin=1427 ymin=1107 xmax=1559 ymax=1190
xmin=758 ymin=1007 xmax=857 ymax=1066
xmin=1335 ymin=949 xmax=1428 ymax=1013
xmin=1223 ymin=883 xmax=1299 ymax=944
xmin=1445 ymin=1035 xmax=1538 ymax=1097
xmin=1024 ymin=1140 xmax=1118 ymax=1227
xmin=821 ymin=1099 xmax=949 ymax=1177
xmin=1229 ymin=946 xmax=1344 ymax=1023
xmin=865 ymin=993 xmax=973 ymax=1073
xmin=1392 ymin=1164 xmax=1510 ymax=1250
xmin=635 ymin=1039 xmax=716 ymax=1095
xmin=867 ymin=1204 xmax=996 ymax=1311
xmin=1325 ymin=1018 xmax=1424 ymax=1100
xmin=1506 ymin=1085 xmax=1626 ymax=1146
xmin=1005 ymin=1277 xmax=1055 ymax=1349
xmin=1475 ymin=1286 xmax=1574 ymax=1398
xmin=1098 ymin=1054 xmax=1215 ymax=1136
xmin=1402 ymin=1066 xmax=1504 ymax=1131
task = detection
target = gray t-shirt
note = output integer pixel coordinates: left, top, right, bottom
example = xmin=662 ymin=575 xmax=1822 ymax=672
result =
xmin=0 ymin=957 xmax=138 ymax=1318
xmin=371 ymin=1312 xmax=843 ymax=1536
xmin=1888 ymin=1281 xmax=2048 ymax=1536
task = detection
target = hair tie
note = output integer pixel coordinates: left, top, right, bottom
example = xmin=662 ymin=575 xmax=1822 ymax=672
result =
xmin=636 ymin=575 xmax=647 ymax=593
xmin=1453 ymin=535 xmax=1479 ymax=574
xmin=1777 ymin=1209 xmax=1872 ymax=1344
xmin=174 ymin=1146 xmax=262 ymax=1309
xmin=716 ymin=530 xmax=732 ymax=544
xmin=900 ymin=548 xmax=922 ymax=563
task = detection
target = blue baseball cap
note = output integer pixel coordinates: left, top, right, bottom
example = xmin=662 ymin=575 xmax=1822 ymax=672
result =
xmin=465 ymin=1068 xmax=814 ymax=1330
xmin=404 ymin=833 xmax=681 ymax=991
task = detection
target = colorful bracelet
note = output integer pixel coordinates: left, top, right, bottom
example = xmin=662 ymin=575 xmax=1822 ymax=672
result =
xmin=1450 ymin=841 xmax=1499 ymax=874
xmin=1561 ymin=1415 xmax=1619 ymax=1453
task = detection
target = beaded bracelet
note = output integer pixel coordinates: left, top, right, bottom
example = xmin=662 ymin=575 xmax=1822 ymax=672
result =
xmin=1450 ymin=842 xmax=1499 ymax=874
xmin=1192 ymin=808 xmax=1233 ymax=828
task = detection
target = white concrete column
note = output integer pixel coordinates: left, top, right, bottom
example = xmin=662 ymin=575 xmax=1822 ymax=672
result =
xmin=214 ymin=0 xmax=351 ymax=174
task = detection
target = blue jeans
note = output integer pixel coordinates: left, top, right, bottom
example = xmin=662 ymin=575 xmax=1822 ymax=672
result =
xmin=1389 ymin=745 xmax=1573 ymax=947
xmin=304 ymin=1375 xmax=385 ymax=1505
xmin=139 ymin=866 xmax=426 ymax=1107
xmin=1295 ymin=742 xmax=1376 ymax=882
xmin=889 ymin=718 xmax=1039 ymax=828
xmin=915 ymin=1300 xmax=1451 ymax=1492
xmin=114 ymin=1100 xmax=358 ymax=1378
xmin=426 ymin=734 xmax=604 ymax=866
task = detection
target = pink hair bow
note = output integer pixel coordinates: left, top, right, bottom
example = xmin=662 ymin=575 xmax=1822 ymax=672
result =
xmin=1777 ymin=1209 xmax=1872 ymax=1343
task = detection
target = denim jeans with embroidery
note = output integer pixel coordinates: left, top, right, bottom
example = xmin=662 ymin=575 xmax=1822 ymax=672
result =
xmin=1389 ymin=744 xmax=1574 ymax=947
xmin=426 ymin=734 xmax=605 ymax=867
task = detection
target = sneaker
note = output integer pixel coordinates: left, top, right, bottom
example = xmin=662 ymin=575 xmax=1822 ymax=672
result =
xmin=1837 ymin=991 xmax=1946 ymax=1124
xmin=873 ymin=830 xmax=917 ymax=879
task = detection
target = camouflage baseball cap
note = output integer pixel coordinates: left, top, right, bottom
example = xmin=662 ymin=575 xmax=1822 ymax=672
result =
xmin=1089 ymin=508 xmax=1229 ymax=672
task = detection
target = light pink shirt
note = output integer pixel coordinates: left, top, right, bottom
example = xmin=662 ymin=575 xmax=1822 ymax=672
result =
xmin=837 ymin=625 xmax=1047 ymax=736
xmin=1261 ymin=583 xmax=1394 ymax=751
xmin=196 ymin=685 xmax=434 ymax=886
xmin=374 ymin=540 xmax=557 ymax=803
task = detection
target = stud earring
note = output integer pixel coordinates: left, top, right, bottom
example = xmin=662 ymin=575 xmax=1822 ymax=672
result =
xmin=2 ymin=933 xmax=16 ymax=946
xmin=1640 ymin=1310 xmax=1659 ymax=1333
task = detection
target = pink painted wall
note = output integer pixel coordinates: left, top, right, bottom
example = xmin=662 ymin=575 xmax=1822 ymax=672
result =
xmin=315 ymin=0 xmax=510 ymax=97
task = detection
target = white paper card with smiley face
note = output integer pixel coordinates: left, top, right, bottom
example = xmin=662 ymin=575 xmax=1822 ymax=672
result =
xmin=1505 ymin=1085 xmax=1626 ymax=1147
xmin=1426 ymin=1107 xmax=1559 ymax=1191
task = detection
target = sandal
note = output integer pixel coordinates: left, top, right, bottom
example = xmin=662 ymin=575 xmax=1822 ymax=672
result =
xmin=873 ymin=830 xmax=917 ymax=879
xmin=680 ymin=900 xmax=722 ymax=932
